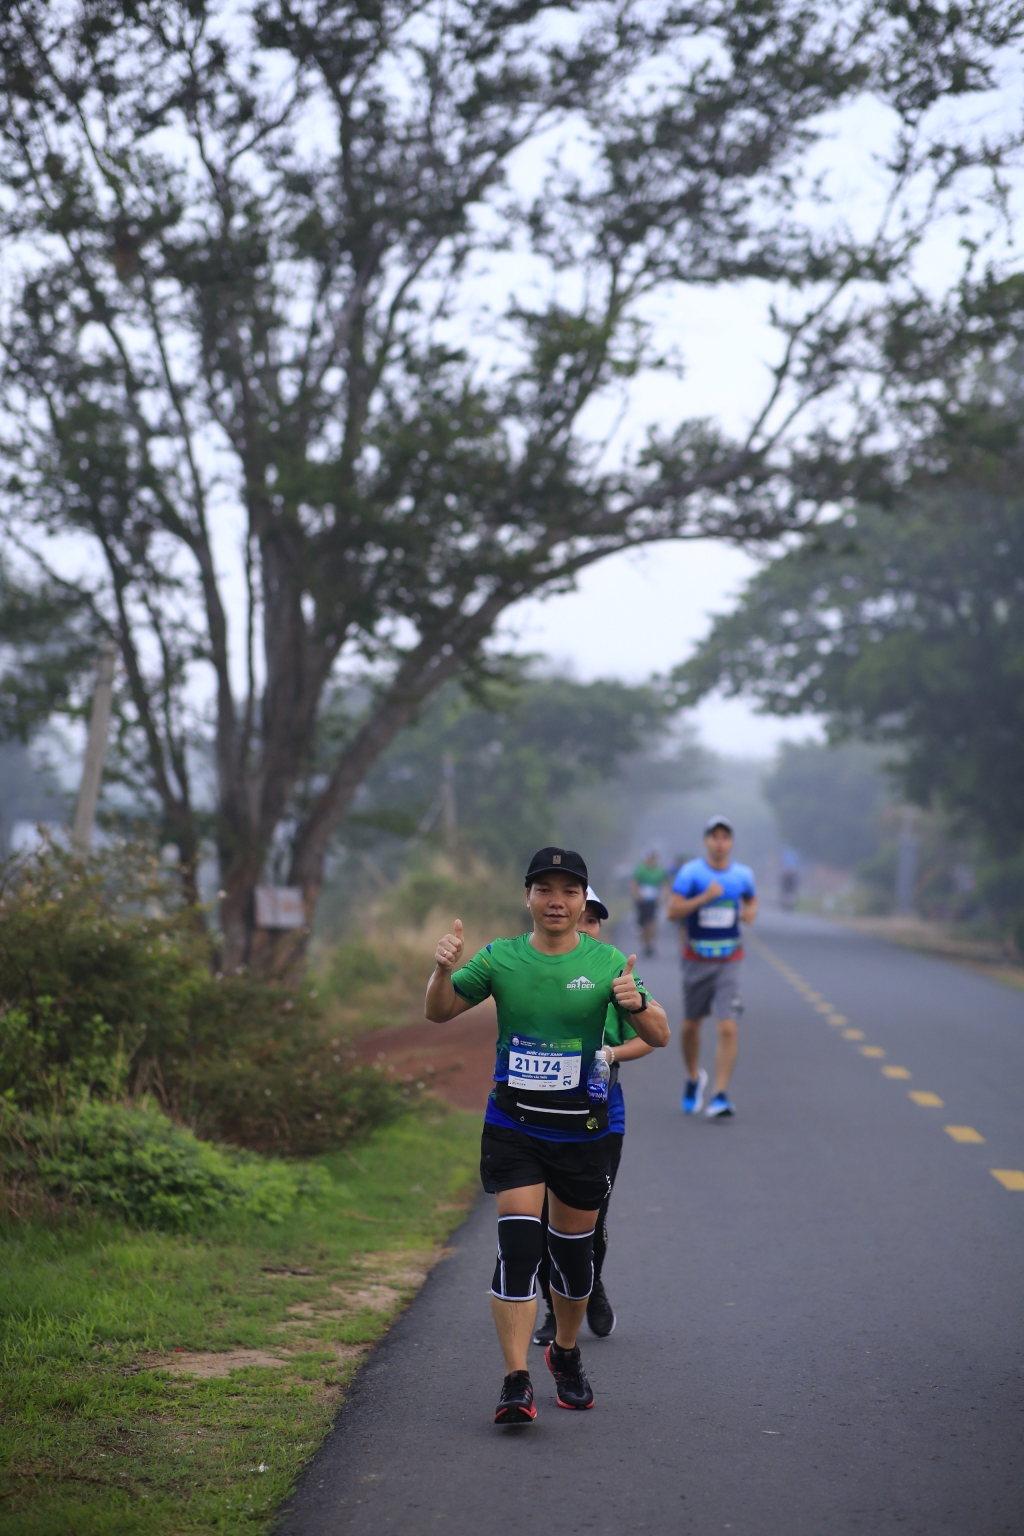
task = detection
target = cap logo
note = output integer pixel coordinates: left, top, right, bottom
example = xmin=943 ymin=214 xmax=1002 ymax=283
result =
xmin=552 ymin=854 xmax=561 ymax=864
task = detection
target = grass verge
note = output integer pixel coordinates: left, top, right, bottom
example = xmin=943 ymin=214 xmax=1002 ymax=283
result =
xmin=0 ymin=1106 xmax=480 ymax=1534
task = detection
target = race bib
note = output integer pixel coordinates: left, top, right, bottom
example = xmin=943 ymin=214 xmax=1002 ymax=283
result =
xmin=698 ymin=903 xmax=737 ymax=929
xmin=507 ymin=1034 xmax=582 ymax=1092
xmin=637 ymin=883 xmax=660 ymax=900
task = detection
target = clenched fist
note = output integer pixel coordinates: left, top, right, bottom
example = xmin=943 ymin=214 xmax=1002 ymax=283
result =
xmin=434 ymin=918 xmax=464 ymax=975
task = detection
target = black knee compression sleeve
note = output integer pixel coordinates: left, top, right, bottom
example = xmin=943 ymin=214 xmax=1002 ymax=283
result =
xmin=491 ymin=1215 xmax=544 ymax=1301
xmin=546 ymin=1226 xmax=596 ymax=1302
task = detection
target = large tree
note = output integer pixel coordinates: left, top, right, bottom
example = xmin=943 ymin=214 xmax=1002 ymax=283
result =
xmin=1 ymin=0 xmax=1021 ymax=970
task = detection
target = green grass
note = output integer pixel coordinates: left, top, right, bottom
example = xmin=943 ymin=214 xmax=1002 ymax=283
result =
xmin=0 ymin=1108 xmax=481 ymax=1534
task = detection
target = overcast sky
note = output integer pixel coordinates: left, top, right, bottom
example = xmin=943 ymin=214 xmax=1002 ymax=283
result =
xmin=493 ymin=279 xmax=819 ymax=755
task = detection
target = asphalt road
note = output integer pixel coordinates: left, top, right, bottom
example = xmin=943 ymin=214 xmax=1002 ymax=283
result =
xmin=278 ymin=911 xmax=1024 ymax=1535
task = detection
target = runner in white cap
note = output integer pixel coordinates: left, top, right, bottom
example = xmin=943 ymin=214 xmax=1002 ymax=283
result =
xmin=533 ymin=886 xmax=656 ymax=1344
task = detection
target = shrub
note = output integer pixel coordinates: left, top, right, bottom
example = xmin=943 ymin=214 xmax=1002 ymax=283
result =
xmin=0 ymin=842 xmax=419 ymax=1152
xmin=192 ymin=1047 xmax=413 ymax=1156
xmin=1 ymin=1101 xmax=330 ymax=1230
xmin=387 ymin=856 xmax=526 ymax=934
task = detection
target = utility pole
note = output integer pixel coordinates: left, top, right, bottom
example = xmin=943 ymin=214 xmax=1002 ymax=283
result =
xmin=894 ymin=806 xmax=919 ymax=916
xmin=71 ymin=642 xmax=117 ymax=853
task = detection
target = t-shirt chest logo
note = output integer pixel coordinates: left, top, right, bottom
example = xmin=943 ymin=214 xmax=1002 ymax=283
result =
xmin=566 ymin=976 xmax=596 ymax=990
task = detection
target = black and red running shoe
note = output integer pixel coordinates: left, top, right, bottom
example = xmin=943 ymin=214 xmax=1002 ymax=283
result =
xmin=544 ymin=1341 xmax=595 ymax=1409
xmin=494 ymin=1370 xmax=536 ymax=1424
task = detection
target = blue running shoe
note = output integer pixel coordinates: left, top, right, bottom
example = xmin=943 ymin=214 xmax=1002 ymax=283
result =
xmin=705 ymin=1091 xmax=735 ymax=1118
xmin=682 ymin=1068 xmax=708 ymax=1115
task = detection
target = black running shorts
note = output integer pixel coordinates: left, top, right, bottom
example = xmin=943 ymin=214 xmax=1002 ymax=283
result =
xmin=636 ymin=898 xmax=658 ymax=926
xmin=480 ymin=1124 xmax=613 ymax=1211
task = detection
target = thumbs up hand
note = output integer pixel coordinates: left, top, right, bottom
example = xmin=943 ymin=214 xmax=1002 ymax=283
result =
xmin=612 ymin=953 xmax=643 ymax=1013
xmin=434 ymin=918 xmax=465 ymax=975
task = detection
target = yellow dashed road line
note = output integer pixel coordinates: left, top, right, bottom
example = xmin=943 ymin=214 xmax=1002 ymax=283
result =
xmin=990 ymin=1170 xmax=1024 ymax=1191
xmin=751 ymin=935 xmax=1018 ymax=1192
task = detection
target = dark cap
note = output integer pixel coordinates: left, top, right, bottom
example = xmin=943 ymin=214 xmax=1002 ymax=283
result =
xmin=525 ymin=846 xmax=588 ymax=889
xmin=704 ymin=815 xmax=734 ymax=836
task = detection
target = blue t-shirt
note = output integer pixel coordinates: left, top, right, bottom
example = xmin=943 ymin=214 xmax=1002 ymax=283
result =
xmin=672 ymin=858 xmax=756 ymax=960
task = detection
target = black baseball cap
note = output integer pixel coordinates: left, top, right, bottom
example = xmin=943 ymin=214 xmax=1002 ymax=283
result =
xmin=704 ymin=815 xmax=734 ymax=836
xmin=525 ymin=846 xmax=588 ymax=889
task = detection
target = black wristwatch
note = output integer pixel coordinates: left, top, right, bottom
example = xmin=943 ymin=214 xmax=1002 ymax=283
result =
xmin=628 ymin=993 xmax=648 ymax=1014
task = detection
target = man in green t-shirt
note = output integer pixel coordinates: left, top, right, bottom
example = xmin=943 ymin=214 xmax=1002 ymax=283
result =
xmin=532 ymin=886 xmax=656 ymax=1348
xmin=631 ymin=850 xmax=668 ymax=958
xmin=425 ymin=846 xmax=670 ymax=1425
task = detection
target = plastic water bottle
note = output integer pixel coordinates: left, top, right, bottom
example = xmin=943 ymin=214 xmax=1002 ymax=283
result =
xmin=587 ymin=1052 xmax=610 ymax=1105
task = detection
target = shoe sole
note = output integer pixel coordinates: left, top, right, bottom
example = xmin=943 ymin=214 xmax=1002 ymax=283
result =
xmin=587 ymin=1311 xmax=616 ymax=1338
xmin=705 ymin=1104 xmax=735 ymax=1117
xmin=544 ymin=1343 xmax=595 ymax=1410
xmin=495 ymin=1403 xmax=537 ymax=1424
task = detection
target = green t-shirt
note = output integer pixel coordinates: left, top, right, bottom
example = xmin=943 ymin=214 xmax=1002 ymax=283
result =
xmin=452 ymin=932 xmax=647 ymax=1097
xmin=603 ymin=1003 xmax=638 ymax=1050
xmin=633 ymin=863 xmax=666 ymax=898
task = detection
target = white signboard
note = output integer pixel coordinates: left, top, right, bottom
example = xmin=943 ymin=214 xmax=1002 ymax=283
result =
xmin=255 ymin=885 xmax=305 ymax=929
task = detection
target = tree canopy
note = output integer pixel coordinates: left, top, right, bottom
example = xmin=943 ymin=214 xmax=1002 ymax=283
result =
xmin=762 ymin=740 xmax=889 ymax=869
xmin=1 ymin=0 xmax=1022 ymax=968
xmin=679 ymin=494 xmax=1024 ymax=855
xmin=336 ymin=673 xmax=706 ymax=874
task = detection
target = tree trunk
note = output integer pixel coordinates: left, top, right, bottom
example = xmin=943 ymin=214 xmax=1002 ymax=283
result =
xmin=247 ymin=641 xmax=473 ymax=978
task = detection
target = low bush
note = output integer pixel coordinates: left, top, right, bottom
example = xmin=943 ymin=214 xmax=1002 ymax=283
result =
xmin=192 ymin=1048 xmax=413 ymax=1155
xmin=1 ymin=1100 xmax=330 ymax=1229
xmin=386 ymin=854 xmax=527 ymax=935
xmin=0 ymin=842 xmax=419 ymax=1155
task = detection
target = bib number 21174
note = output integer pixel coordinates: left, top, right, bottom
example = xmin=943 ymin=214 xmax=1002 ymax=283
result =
xmin=507 ymin=1034 xmax=582 ymax=1091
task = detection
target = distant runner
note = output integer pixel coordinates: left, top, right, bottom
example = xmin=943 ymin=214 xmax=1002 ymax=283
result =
xmin=533 ymin=886 xmax=655 ymax=1346
xmin=630 ymin=850 xmax=667 ymax=958
xmin=667 ymin=817 xmax=758 ymax=1118
xmin=425 ymin=849 xmax=669 ymax=1425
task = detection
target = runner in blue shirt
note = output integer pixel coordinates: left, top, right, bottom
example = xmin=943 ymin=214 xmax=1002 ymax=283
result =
xmin=666 ymin=816 xmax=758 ymax=1118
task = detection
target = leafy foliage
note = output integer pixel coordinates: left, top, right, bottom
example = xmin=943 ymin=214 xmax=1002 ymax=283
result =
xmin=678 ymin=497 xmax=1024 ymax=856
xmin=339 ymin=674 xmax=699 ymax=872
xmin=1 ymin=1101 xmax=330 ymax=1230
xmin=763 ymin=740 xmax=891 ymax=868
xmin=0 ymin=843 xmax=418 ymax=1151
xmin=0 ymin=0 xmax=1016 ymax=971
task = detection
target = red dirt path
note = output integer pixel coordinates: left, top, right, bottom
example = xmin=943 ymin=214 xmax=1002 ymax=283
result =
xmin=352 ymin=999 xmax=498 ymax=1111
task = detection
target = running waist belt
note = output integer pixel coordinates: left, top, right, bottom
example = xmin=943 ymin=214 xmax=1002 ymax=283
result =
xmin=493 ymin=1083 xmax=609 ymax=1134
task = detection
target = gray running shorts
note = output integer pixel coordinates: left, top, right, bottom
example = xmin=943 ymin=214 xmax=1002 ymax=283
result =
xmin=682 ymin=958 xmax=744 ymax=1022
